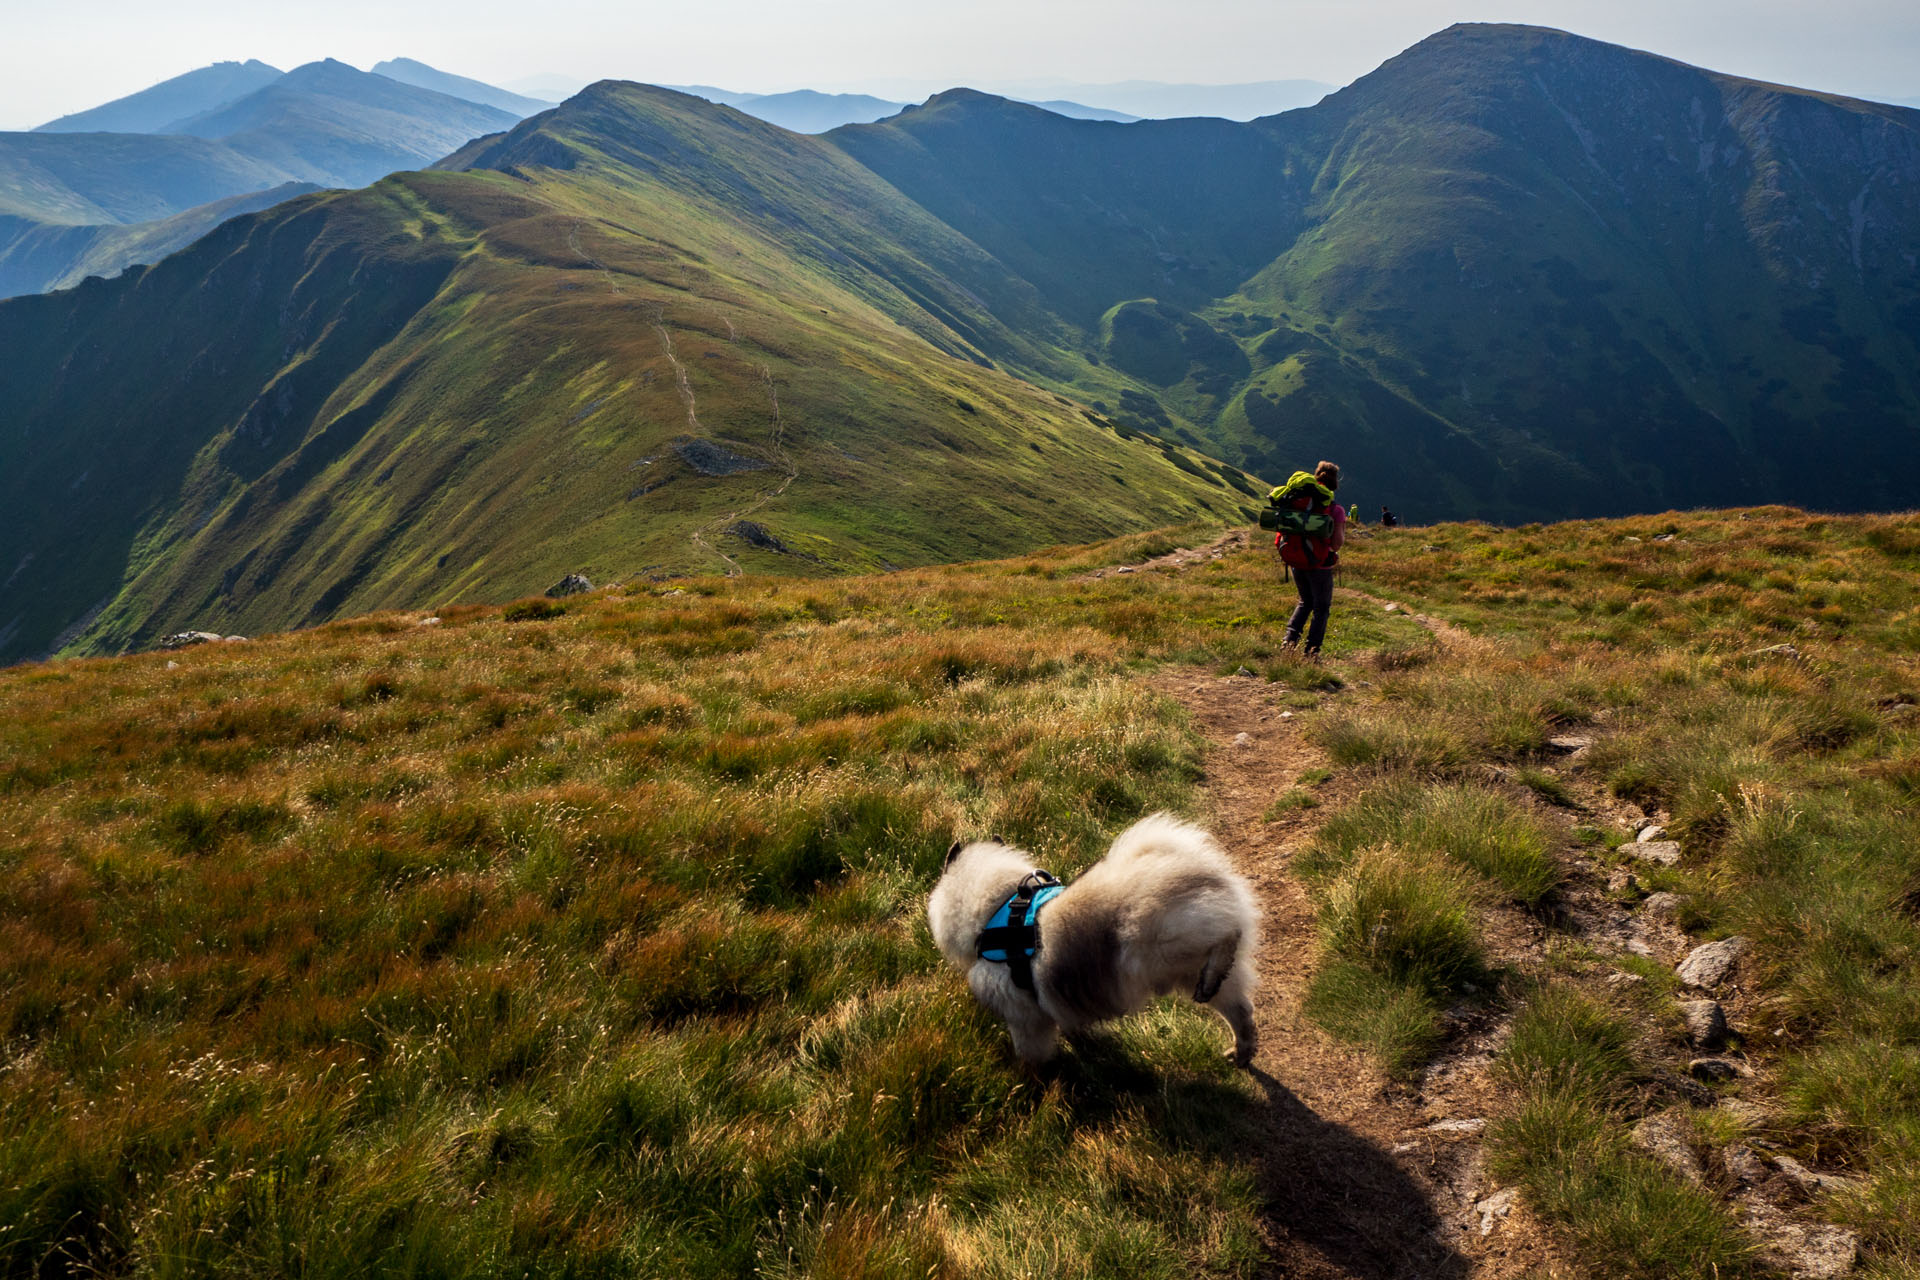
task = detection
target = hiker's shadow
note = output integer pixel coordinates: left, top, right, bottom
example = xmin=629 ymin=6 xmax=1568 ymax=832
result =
xmin=1048 ymin=1040 xmax=1470 ymax=1280
xmin=1244 ymin=1065 xmax=1470 ymax=1280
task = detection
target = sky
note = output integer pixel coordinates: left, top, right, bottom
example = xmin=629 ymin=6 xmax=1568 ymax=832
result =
xmin=5 ymin=0 xmax=1918 ymax=129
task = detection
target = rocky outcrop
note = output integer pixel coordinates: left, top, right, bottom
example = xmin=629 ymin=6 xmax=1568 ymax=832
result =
xmin=546 ymin=573 xmax=592 ymax=597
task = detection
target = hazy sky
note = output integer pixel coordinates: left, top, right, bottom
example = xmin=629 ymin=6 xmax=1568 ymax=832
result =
xmin=5 ymin=0 xmax=1918 ymax=129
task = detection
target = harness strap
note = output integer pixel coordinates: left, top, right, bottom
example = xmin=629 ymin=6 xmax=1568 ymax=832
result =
xmin=974 ymin=870 xmax=1062 ymax=994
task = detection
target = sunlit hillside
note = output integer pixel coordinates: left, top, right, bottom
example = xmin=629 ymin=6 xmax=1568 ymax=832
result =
xmin=4 ymin=508 xmax=1917 ymax=1277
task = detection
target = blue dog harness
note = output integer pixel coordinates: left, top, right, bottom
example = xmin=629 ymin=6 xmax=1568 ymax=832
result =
xmin=974 ymin=870 xmax=1063 ymax=994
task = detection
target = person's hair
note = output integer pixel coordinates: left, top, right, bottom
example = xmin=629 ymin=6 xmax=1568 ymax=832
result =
xmin=1314 ymin=460 xmax=1340 ymax=489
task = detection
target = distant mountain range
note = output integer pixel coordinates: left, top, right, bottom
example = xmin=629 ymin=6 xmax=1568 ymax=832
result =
xmin=3 ymin=25 xmax=1918 ymax=664
xmin=508 ymin=75 xmax=1335 ymax=123
xmin=0 ymin=60 xmax=527 ymax=297
xmin=664 ymin=86 xmax=1136 ymax=131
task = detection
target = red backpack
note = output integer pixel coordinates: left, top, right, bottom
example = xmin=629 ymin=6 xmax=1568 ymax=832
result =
xmin=1263 ymin=471 xmax=1339 ymax=570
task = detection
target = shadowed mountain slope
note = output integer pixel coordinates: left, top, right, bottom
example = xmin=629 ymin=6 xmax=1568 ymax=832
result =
xmin=0 ymin=182 xmax=320 ymax=296
xmin=0 ymin=84 xmax=1254 ymax=662
xmin=830 ymin=25 xmax=1920 ymax=520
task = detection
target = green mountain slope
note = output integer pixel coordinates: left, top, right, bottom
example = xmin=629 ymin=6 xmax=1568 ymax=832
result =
xmin=829 ymin=25 xmax=1920 ymax=519
xmin=32 ymin=59 xmax=284 ymax=134
xmin=0 ymin=84 xmax=1255 ymax=663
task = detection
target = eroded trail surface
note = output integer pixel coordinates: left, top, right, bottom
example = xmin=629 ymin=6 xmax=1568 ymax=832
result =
xmin=1155 ymin=669 xmax=1556 ymax=1278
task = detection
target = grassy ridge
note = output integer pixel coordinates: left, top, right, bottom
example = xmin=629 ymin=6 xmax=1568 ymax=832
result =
xmin=1314 ymin=508 xmax=1920 ymax=1275
xmin=0 ymin=86 xmax=1258 ymax=665
xmin=0 ymin=531 xmax=1420 ymax=1277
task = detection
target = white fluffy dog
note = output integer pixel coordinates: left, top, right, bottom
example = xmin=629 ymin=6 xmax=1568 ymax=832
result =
xmin=927 ymin=813 xmax=1259 ymax=1068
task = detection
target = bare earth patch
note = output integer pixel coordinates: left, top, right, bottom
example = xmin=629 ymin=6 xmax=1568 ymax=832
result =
xmin=1152 ymin=665 xmax=1566 ymax=1279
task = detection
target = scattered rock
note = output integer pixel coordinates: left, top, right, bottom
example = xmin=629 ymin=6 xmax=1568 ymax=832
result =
xmin=1678 ymin=936 xmax=1749 ymax=988
xmin=1887 ymin=703 xmax=1919 ymax=719
xmin=1637 ymin=823 xmax=1669 ymax=842
xmin=1774 ymin=1154 xmax=1865 ymax=1197
xmin=728 ymin=521 xmax=805 ymax=556
xmin=1383 ymin=602 xmax=1400 ymax=612
xmin=1633 ymin=840 xmax=1684 ymax=867
xmin=1279 ymin=710 xmax=1294 ymax=719
xmin=546 ymin=574 xmax=592 ymax=597
xmin=672 ymin=437 xmax=769 ymax=476
xmin=1748 ymin=643 xmax=1801 ymax=660
xmin=1769 ymin=1224 xmax=1859 ymax=1279
xmin=1232 ymin=732 xmax=1252 ymax=747
xmin=1474 ymin=1188 xmax=1517 ymax=1236
xmin=1681 ymin=999 xmax=1729 ymax=1050
xmin=1606 ymin=969 xmax=1647 ymax=988
xmin=222 ymin=634 xmax=249 ymax=642
xmin=157 ymin=631 xmax=226 ymax=650
xmin=1688 ymin=1056 xmax=1748 ymax=1082
xmin=1608 ymin=867 xmax=1644 ymax=896
xmin=1632 ymin=1111 xmax=1705 ymax=1185
xmin=1724 ymin=1143 xmax=1767 ymax=1184
xmin=1547 ymin=734 xmax=1594 ymax=752
xmin=1234 ymin=666 xmax=1256 ymax=677
xmin=1116 ymin=565 xmax=1137 ymax=574
xmin=165 ymin=660 xmax=179 ymax=670
xmin=1420 ymin=544 xmax=1440 ymax=552
xmin=1424 ymin=1117 xmax=1487 ymax=1135
xmin=1653 ymin=533 xmax=1676 ymax=542
xmin=1623 ymin=535 xmax=1643 ymax=543
xmin=1641 ymin=891 xmax=1684 ymax=921
xmin=417 ymin=616 xmax=441 ymax=626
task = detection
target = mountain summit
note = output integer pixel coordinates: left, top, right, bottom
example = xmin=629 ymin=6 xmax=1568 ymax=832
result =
xmin=2 ymin=25 xmax=1918 ymax=664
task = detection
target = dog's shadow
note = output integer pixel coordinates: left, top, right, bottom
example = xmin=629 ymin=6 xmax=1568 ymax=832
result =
xmin=1045 ymin=1039 xmax=1470 ymax=1280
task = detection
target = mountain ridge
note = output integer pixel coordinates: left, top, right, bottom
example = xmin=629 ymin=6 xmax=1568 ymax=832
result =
xmin=3 ymin=24 xmax=1918 ymax=664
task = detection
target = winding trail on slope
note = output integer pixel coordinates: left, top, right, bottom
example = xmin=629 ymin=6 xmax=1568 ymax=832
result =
xmin=568 ymin=219 xmax=801 ymax=576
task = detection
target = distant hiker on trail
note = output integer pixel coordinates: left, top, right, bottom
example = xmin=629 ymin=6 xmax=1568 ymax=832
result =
xmin=1380 ymin=506 xmax=1400 ymax=528
xmin=1264 ymin=460 xmax=1346 ymax=658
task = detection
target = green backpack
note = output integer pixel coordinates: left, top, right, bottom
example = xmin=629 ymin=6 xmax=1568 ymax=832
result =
xmin=1260 ymin=471 xmax=1338 ymax=567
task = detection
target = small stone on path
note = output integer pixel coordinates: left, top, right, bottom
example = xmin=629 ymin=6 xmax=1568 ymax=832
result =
xmin=1681 ymin=999 xmax=1729 ymax=1049
xmin=1633 ymin=840 xmax=1683 ymax=866
xmin=1678 ymin=936 xmax=1749 ymax=988
xmin=1688 ymin=1056 xmax=1747 ymax=1082
xmin=1632 ymin=1111 xmax=1705 ymax=1184
xmin=1423 ymin=1117 xmax=1487 ymax=1135
xmin=1474 ymin=1188 xmax=1517 ymax=1236
xmin=1641 ymin=890 xmax=1684 ymax=920
xmin=1724 ymin=1143 xmax=1766 ymax=1184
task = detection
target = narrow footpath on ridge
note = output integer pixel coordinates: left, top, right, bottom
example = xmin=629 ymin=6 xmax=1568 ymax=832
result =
xmin=1109 ymin=531 xmax=1566 ymax=1278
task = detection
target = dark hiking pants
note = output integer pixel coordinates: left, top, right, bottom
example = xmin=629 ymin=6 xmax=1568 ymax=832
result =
xmin=1286 ymin=567 xmax=1335 ymax=653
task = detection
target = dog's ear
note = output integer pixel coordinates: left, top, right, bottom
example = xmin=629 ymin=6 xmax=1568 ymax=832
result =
xmin=945 ymin=840 xmax=964 ymax=868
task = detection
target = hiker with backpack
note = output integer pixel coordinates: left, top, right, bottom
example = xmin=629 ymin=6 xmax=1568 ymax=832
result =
xmin=1262 ymin=460 xmax=1347 ymax=658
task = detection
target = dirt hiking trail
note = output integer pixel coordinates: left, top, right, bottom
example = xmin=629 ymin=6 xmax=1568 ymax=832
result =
xmin=1154 ymin=668 xmax=1561 ymax=1279
xmin=1098 ymin=529 xmax=1565 ymax=1277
